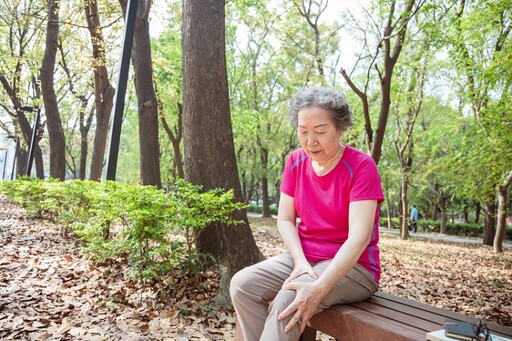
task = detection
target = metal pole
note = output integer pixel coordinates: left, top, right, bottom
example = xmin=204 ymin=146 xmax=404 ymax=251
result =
xmin=105 ymin=0 xmax=138 ymax=181
xmin=1 ymin=149 xmax=7 ymax=179
xmin=10 ymin=137 xmax=19 ymax=180
xmin=25 ymin=107 xmax=40 ymax=176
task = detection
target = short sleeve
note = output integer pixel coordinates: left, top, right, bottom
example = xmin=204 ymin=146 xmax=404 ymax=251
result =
xmin=349 ymin=156 xmax=385 ymax=203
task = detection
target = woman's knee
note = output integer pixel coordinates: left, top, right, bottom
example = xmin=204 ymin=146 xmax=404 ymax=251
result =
xmin=230 ymin=266 xmax=259 ymax=300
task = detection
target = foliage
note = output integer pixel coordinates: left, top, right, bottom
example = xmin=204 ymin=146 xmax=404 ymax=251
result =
xmin=1 ymin=0 xmax=511 ymax=249
xmin=0 ymin=178 xmax=245 ymax=283
xmin=246 ymin=204 xmax=278 ymax=216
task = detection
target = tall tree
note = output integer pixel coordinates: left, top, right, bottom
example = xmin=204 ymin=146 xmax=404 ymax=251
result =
xmin=85 ymin=0 xmax=116 ymax=181
xmin=449 ymin=0 xmax=512 ymax=249
xmin=340 ymin=0 xmax=426 ymax=164
xmin=392 ymin=57 xmax=426 ymax=240
xmin=58 ymin=41 xmax=94 ymax=180
xmin=40 ymin=0 xmax=66 ymax=180
xmin=153 ymin=9 xmax=185 ymax=181
xmin=182 ymin=0 xmax=262 ymax=304
xmin=119 ymin=0 xmax=161 ymax=187
xmin=0 ymin=0 xmax=45 ymax=179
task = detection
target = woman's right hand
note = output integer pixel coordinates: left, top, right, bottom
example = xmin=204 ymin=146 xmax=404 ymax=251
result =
xmin=283 ymin=259 xmax=318 ymax=287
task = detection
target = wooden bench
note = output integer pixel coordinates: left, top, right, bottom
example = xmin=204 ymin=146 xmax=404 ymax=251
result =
xmin=234 ymin=291 xmax=512 ymax=340
xmin=299 ymin=291 xmax=512 ymax=341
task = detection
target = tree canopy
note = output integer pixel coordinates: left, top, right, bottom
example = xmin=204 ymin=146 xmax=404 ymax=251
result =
xmin=0 ymin=0 xmax=510 ymax=253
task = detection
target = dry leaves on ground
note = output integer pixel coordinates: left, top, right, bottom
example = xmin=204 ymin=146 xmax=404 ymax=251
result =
xmin=1 ymin=201 xmax=511 ymax=341
xmin=0 ymin=197 xmax=235 ymax=340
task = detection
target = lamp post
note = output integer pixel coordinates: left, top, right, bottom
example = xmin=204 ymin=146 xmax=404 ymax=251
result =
xmin=1 ymin=148 xmax=7 ymax=180
xmin=6 ymin=136 xmax=19 ymax=180
xmin=106 ymin=0 xmax=138 ymax=181
xmin=17 ymin=106 xmax=41 ymax=176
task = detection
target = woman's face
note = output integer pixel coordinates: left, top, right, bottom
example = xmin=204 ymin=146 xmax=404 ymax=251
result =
xmin=297 ymin=106 xmax=342 ymax=164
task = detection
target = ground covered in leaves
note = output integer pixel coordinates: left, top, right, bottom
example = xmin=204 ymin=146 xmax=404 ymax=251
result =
xmin=1 ymin=198 xmax=511 ymax=340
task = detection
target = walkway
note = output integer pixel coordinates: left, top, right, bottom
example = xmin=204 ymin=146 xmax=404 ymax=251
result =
xmin=379 ymin=227 xmax=512 ymax=249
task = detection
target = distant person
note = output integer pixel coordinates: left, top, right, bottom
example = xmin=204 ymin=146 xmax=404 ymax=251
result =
xmin=230 ymin=86 xmax=384 ymax=340
xmin=410 ymin=205 xmax=419 ymax=233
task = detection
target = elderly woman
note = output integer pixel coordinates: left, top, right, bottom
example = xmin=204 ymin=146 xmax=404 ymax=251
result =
xmin=230 ymin=86 xmax=384 ymax=341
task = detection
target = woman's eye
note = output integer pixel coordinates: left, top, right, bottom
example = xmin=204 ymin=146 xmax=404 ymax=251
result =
xmin=316 ymin=131 xmax=326 ymax=135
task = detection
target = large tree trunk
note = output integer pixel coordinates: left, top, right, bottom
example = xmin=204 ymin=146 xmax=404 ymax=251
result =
xmin=182 ymin=0 xmax=263 ymax=306
xmin=85 ymin=0 xmax=116 ymax=181
xmin=40 ymin=0 xmax=66 ymax=180
xmin=119 ymin=0 xmax=161 ymax=187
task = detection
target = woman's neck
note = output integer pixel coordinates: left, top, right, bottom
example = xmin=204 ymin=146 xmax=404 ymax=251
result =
xmin=312 ymin=144 xmax=344 ymax=176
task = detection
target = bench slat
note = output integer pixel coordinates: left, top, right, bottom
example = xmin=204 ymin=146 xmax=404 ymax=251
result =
xmin=303 ymin=292 xmax=512 ymax=341
xmin=353 ymin=300 xmax=442 ymax=332
xmin=305 ymin=305 xmax=426 ymax=341
xmin=373 ymin=292 xmax=512 ymax=337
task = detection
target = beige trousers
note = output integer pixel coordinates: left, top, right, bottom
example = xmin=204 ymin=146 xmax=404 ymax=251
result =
xmin=230 ymin=252 xmax=378 ymax=341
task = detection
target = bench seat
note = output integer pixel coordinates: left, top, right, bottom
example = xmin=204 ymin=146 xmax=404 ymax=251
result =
xmin=300 ymin=291 xmax=512 ymax=341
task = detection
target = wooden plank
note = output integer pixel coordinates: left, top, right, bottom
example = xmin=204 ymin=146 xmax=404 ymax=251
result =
xmin=299 ymin=326 xmax=317 ymax=341
xmin=308 ymin=305 xmax=426 ymax=341
xmin=350 ymin=300 xmax=442 ymax=332
xmin=373 ymin=292 xmax=512 ymax=338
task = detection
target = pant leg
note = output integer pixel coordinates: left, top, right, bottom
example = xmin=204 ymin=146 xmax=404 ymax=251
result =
xmin=315 ymin=262 xmax=378 ymax=310
xmin=259 ymin=259 xmax=378 ymax=341
xmin=230 ymin=253 xmax=295 ymax=341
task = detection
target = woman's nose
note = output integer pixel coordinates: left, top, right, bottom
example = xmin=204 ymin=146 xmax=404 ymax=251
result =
xmin=307 ymin=134 xmax=316 ymax=145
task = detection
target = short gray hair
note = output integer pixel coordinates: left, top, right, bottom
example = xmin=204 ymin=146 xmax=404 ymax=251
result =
xmin=287 ymin=86 xmax=353 ymax=131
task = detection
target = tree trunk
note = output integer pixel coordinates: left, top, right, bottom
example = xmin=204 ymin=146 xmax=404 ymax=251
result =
xmin=182 ymin=0 xmax=263 ymax=306
xmin=85 ymin=0 xmax=116 ymax=181
xmin=260 ymin=148 xmax=271 ymax=218
xmin=400 ymin=175 xmax=409 ymax=240
xmin=483 ymin=202 xmax=496 ymax=246
xmin=34 ymin=147 xmax=44 ymax=179
xmin=118 ymin=0 xmax=161 ymax=187
xmin=494 ymin=171 xmax=511 ymax=253
xmin=438 ymin=195 xmax=448 ymax=234
xmin=79 ymin=119 xmax=89 ymax=180
xmin=474 ymin=201 xmax=481 ymax=224
xmin=160 ymin=102 xmax=184 ymax=179
xmin=40 ymin=0 xmax=66 ymax=180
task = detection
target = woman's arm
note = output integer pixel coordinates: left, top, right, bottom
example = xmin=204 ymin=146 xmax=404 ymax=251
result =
xmin=315 ymin=199 xmax=377 ymax=291
xmin=277 ymin=192 xmax=318 ymax=284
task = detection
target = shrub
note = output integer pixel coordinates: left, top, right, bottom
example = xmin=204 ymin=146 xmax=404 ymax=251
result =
xmin=0 ymin=178 xmax=245 ymax=284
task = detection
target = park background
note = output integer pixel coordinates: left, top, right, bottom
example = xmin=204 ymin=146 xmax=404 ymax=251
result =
xmin=0 ymin=0 xmax=511 ymax=338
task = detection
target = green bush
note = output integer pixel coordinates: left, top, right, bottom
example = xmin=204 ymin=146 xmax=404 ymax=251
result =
xmin=0 ymin=178 xmax=245 ymax=284
xmin=246 ymin=204 xmax=278 ymax=215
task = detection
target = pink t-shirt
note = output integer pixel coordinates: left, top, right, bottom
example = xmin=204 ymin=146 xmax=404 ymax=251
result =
xmin=280 ymin=145 xmax=385 ymax=282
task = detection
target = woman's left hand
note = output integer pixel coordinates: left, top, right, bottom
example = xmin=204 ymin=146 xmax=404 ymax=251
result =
xmin=277 ymin=280 xmax=329 ymax=333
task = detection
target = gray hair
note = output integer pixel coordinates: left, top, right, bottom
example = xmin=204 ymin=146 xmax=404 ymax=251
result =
xmin=287 ymin=86 xmax=353 ymax=131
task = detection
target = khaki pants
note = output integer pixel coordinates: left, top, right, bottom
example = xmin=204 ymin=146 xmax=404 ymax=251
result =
xmin=230 ymin=252 xmax=378 ymax=341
